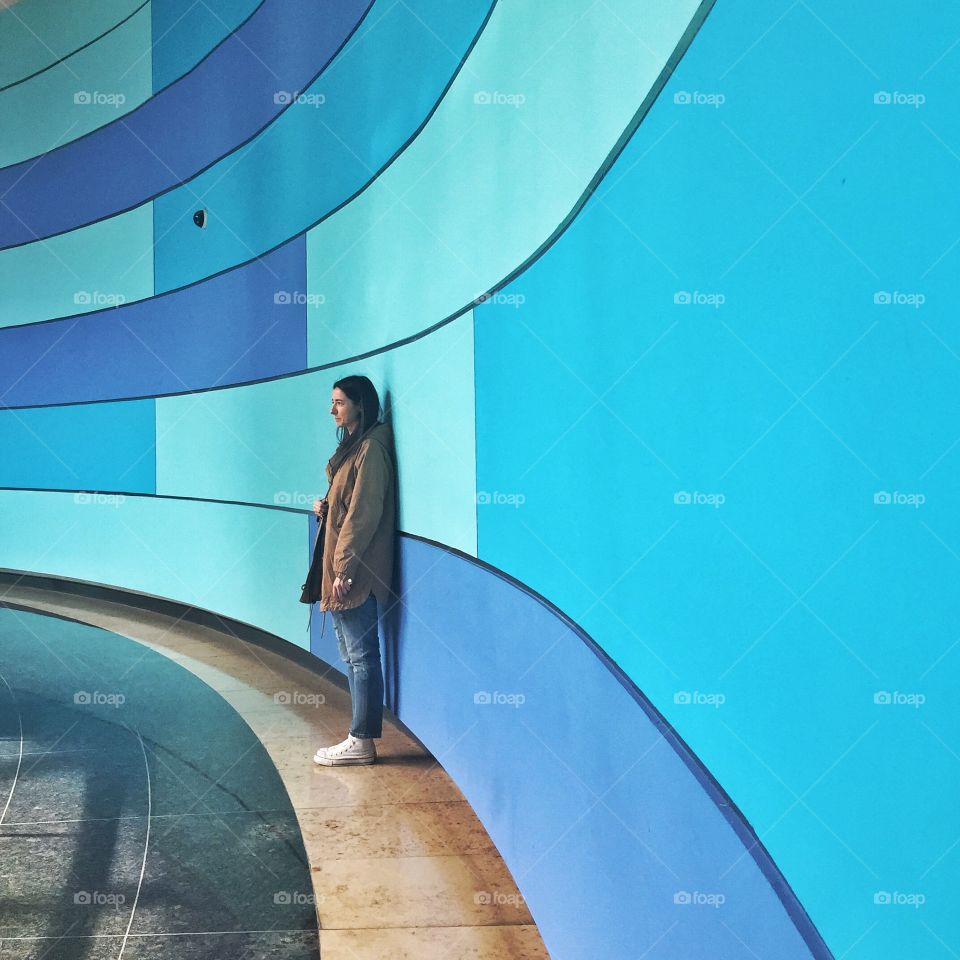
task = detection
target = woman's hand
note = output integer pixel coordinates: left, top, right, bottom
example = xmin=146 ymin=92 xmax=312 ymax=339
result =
xmin=313 ymin=497 xmax=329 ymax=519
xmin=332 ymin=576 xmax=352 ymax=601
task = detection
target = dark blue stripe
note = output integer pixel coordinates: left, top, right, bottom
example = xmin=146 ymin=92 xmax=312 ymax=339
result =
xmin=310 ymin=531 xmax=830 ymax=959
xmin=0 ymin=237 xmax=306 ymax=406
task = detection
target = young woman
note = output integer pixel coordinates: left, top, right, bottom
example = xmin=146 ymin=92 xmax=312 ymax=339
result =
xmin=312 ymin=375 xmax=396 ymax=766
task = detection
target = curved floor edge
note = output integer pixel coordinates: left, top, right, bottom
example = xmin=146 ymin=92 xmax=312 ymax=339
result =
xmin=0 ymin=579 xmax=551 ymax=960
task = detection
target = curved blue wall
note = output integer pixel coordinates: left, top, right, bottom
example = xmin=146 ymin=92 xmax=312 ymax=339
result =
xmin=315 ymin=534 xmax=830 ymax=958
xmin=472 ymin=5 xmax=960 ymax=954
xmin=1 ymin=0 xmax=954 ymax=956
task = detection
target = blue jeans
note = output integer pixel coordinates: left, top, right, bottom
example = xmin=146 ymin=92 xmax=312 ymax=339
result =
xmin=331 ymin=592 xmax=384 ymax=739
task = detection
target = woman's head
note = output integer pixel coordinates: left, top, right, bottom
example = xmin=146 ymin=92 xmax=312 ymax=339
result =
xmin=330 ymin=375 xmax=381 ymax=439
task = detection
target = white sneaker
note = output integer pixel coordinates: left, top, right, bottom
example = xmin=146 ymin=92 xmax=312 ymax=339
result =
xmin=313 ymin=734 xmax=377 ymax=766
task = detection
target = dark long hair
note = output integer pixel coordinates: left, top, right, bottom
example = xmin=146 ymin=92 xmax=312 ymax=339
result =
xmin=326 ymin=374 xmax=382 ymax=478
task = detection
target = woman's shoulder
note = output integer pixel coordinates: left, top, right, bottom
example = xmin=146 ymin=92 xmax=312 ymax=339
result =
xmin=357 ymin=424 xmax=394 ymax=468
xmin=360 ymin=422 xmax=393 ymax=451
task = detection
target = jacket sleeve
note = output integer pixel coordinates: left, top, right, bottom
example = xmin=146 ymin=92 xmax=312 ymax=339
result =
xmin=333 ymin=440 xmax=391 ymax=582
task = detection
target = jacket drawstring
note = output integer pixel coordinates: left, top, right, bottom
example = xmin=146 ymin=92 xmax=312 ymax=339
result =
xmin=307 ymin=604 xmax=328 ymax=637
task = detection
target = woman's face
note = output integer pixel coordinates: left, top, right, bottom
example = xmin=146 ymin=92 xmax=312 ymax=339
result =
xmin=331 ymin=388 xmax=361 ymax=434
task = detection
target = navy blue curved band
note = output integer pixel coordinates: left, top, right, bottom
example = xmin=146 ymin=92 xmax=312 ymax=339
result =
xmin=359 ymin=533 xmax=834 ymax=959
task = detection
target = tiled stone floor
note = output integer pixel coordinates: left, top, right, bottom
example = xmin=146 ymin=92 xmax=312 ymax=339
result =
xmin=0 ymin=584 xmax=549 ymax=960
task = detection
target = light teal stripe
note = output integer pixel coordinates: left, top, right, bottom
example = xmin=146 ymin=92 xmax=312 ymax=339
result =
xmin=321 ymin=312 xmax=478 ymax=554
xmin=155 ymin=374 xmax=325 ymax=511
xmin=0 ymin=0 xmax=144 ymax=90
xmin=306 ymin=0 xmax=702 ymax=364
xmin=0 ymin=203 xmax=153 ymax=328
xmin=0 ymin=489 xmax=309 ymax=647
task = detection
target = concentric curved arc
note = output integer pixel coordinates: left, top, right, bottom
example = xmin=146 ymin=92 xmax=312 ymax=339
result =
xmin=0 ymin=0 xmax=145 ymax=89
xmin=0 ymin=0 xmax=373 ymax=247
xmin=0 ymin=498 xmax=835 ymax=959
xmin=0 ymin=0 xmax=496 ymax=326
xmin=1 ymin=0 xmax=703 ymax=406
xmin=0 ymin=0 xmax=149 ymax=93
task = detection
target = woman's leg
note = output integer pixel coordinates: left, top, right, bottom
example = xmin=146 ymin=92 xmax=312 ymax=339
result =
xmin=331 ymin=614 xmax=357 ymax=723
xmin=330 ymin=593 xmax=383 ymax=739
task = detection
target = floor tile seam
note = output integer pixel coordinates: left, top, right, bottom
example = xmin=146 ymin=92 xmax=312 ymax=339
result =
xmin=0 ymin=929 xmax=318 ymax=940
xmin=0 ymin=808 xmax=297 ymax=826
xmin=318 ymin=923 xmax=542 ymax=930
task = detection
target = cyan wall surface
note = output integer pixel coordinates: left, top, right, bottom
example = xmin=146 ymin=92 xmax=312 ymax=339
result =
xmin=0 ymin=400 xmax=155 ymax=492
xmin=475 ymin=1 xmax=959 ymax=954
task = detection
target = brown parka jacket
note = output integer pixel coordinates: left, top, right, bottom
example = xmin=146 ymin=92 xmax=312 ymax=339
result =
xmin=319 ymin=421 xmax=397 ymax=613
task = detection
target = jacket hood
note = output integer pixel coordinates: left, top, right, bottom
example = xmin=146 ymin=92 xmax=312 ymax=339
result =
xmin=326 ymin=420 xmax=394 ymax=480
xmin=363 ymin=420 xmax=393 ymax=451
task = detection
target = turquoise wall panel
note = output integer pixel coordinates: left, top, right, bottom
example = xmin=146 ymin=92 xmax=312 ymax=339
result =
xmin=155 ymin=313 xmax=476 ymax=554
xmin=0 ymin=203 xmax=153 ymax=327
xmin=0 ymin=4 xmax=152 ymax=167
xmin=0 ymin=400 xmax=155 ymax=492
xmin=155 ymin=374 xmax=326 ymax=509
xmin=0 ymin=0 xmax=144 ymax=89
xmin=0 ymin=490 xmax=308 ymax=646
xmin=305 ymin=0 xmax=703 ymax=365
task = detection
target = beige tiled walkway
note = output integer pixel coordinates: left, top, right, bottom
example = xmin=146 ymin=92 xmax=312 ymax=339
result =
xmin=1 ymin=583 xmax=550 ymax=960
